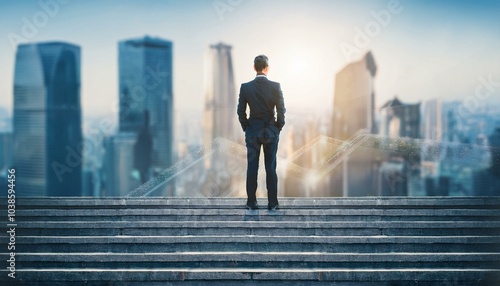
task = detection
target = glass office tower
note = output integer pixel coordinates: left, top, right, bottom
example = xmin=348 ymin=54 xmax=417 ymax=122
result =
xmin=118 ymin=36 xmax=173 ymax=171
xmin=13 ymin=42 xmax=82 ymax=196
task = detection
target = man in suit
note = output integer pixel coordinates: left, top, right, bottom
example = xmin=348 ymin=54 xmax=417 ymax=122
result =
xmin=237 ymin=55 xmax=286 ymax=210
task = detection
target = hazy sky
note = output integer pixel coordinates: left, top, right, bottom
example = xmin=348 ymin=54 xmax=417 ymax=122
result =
xmin=1 ymin=0 xmax=499 ymax=120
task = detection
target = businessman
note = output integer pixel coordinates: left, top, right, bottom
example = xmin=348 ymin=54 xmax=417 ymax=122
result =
xmin=237 ymin=55 xmax=286 ymax=211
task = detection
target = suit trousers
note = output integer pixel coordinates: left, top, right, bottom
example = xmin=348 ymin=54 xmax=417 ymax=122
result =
xmin=245 ymin=135 xmax=279 ymax=206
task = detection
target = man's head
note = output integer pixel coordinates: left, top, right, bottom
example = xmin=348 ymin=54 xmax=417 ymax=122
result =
xmin=254 ymin=54 xmax=269 ymax=75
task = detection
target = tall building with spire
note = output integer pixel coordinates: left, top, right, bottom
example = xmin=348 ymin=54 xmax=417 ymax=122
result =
xmin=13 ymin=42 xmax=82 ymax=196
xmin=200 ymin=42 xmax=240 ymax=196
xmin=203 ymin=42 xmax=238 ymax=149
xmin=118 ymin=36 xmax=174 ymax=171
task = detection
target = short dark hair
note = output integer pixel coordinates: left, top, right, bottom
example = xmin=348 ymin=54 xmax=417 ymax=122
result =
xmin=254 ymin=54 xmax=269 ymax=72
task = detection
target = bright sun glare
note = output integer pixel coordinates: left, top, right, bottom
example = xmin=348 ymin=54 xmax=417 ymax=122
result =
xmin=272 ymin=44 xmax=329 ymax=111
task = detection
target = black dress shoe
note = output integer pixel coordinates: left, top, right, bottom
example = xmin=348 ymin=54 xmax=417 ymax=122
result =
xmin=246 ymin=202 xmax=258 ymax=210
xmin=268 ymin=204 xmax=279 ymax=211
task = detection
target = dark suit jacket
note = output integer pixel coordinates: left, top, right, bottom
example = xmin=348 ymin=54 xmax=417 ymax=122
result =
xmin=237 ymin=76 xmax=286 ymax=138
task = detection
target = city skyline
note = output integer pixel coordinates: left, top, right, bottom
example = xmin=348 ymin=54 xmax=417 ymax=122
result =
xmin=0 ymin=0 xmax=499 ymax=198
xmin=1 ymin=0 xmax=500 ymax=122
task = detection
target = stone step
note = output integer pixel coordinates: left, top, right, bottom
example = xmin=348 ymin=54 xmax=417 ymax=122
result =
xmin=3 ymin=197 xmax=499 ymax=284
xmin=14 ymin=208 xmax=500 ymax=222
xmin=12 ymin=221 xmax=500 ymax=236
xmin=5 ymin=197 xmax=500 ymax=209
xmin=14 ymin=252 xmax=500 ymax=269
xmin=2 ymin=268 xmax=499 ymax=285
xmin=12 ymin=235 xmax=500 ymax=253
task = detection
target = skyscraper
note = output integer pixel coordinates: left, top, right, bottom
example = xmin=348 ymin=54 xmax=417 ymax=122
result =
xmin=203 ymin=42 xmax=238 ymax=149
xmin=332 ymin=51 xmax=377 ymax=140
xmin=13 ymin=42 xmax=82 ymax=196
xmin=200 ymin=42 xmax=240 ymax=196
xmin=118 ymin=36 xmax=174 ymax=172
xmin=330 ymin=51 xmax=378 ymax=197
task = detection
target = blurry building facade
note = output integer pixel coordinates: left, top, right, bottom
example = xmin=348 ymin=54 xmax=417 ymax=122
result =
xmin=473 ymin=127 xmax=500 ymax=195
xmin=12 ymin=42 xmax=82 ymax=196
xmin=102 ymin=133 xmax=141 ymax=196
xmin=199 ymin=42 xmax=239 ymax=197
xmin=0 ymin=107 xmax=12 ymax=132
xmin=380 ymin=97 xmax=420 ymax=139
xmin=378 ymin=97 xmax=421 ymax=196
xmin=118 ymin=36 xmax=174 ymax=173
xmin=330 ymin=51 xmax=378 ymax=197
xmin=82 ymin=169 xmax=96 ymax=197
xmin=490 ymin=127 xmax=500 ymax=178
xmin=0 ymin=133 xmax=13 ymax=171
xmin=203 ymin=42 xmax=238 ymax=149
xmin=421 ymin=99 xmax=443 ymax=181
xmin=423 ymin=99 xmax=443 ymax=142
xmin=332 ymin=51 xmax=377 ymax=140
xmin=442 ymin=101 xmax=462 ymax=142
xmin=377 ymin=159 xmax=408 ymax=196
xmin=284 ymin=115 xmax=330 ymax=197
xmin=115 ymin=36 xmax=175 ymax=195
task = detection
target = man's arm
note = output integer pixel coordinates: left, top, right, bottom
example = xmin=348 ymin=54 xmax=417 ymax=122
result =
xmin=275 ymin=83 xmax=286 ymax=130
xmin=237 ymin=85 xmax=249 ymax=131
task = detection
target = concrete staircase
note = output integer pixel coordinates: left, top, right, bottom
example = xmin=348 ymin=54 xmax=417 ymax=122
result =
xmin=1 ymin=197 xmax=500 ymax=285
